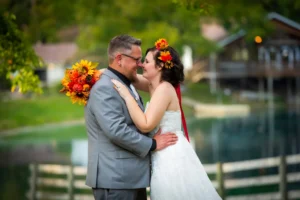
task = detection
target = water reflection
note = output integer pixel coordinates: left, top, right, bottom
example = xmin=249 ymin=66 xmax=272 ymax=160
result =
xmin=1 ymin=107 xmax=300 ymax=199
xmin=71 ymin=140 xmax=87 ymax=166
xmin=0 ymin=142 xmax=70 ymax=166
xmin=1 ymin=108 xmax=299 ymax=167
xmin=189 ymin=107 xmax=300 ymax=164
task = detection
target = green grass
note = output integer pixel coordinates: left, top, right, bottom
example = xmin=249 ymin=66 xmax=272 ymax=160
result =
xmin=0 ymin=94 xmax=84 ymax=131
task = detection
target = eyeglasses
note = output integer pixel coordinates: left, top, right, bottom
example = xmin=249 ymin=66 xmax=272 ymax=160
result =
xmin=121 ymin=54 xmax=142 ymax=65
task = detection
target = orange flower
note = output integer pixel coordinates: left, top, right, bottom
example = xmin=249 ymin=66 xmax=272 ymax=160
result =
xmin=83 ymin=84 xmax=90 ymax=92
xmin=155 ymin=38 xmax=168 ymax=50
xmin=70 ymin=70 xmax=79 ymax=80
xmin=158 ymin=51 xmax=172 ymax=63
xmin=61 ymin=77 xmax=69 ymax=88
xmin=154 ymin=38 xmax=174 ymax=69
xmin=93 ymin=70 xmax=102 ymax=81
xmin=77 ymin=75 xmax=87 ymax=85
xmin=67 ymin=69 xmax=75 ymax=79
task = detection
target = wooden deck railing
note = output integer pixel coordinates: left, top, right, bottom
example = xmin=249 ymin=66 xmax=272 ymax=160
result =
xmin=27 ymin=154 xmax=300 ymax=200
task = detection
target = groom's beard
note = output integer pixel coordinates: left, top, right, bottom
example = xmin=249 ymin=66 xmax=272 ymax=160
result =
xmin=131 ymin=74 xmax=139 ymax=83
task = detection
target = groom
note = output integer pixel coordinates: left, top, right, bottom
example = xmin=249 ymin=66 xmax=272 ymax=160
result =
xmin=85 ymin=35 xmax=178 ymax=200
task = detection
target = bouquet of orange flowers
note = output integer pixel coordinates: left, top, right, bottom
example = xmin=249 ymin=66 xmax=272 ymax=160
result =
xmin=60 ymin=60 xmax=102 ymax=105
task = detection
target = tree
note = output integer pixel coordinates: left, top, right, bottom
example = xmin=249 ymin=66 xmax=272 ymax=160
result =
xmin=0 ymin=12 xmax=42 ymax=93
xmin=1 ymin=0 xmax=299 ymax=94
xmin=74 ymin=0 xmax=218 ymax=63
xmin=175 ymin=0 xmax=300 ymax=40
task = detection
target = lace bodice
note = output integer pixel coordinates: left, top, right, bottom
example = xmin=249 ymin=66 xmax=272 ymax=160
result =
xmin=159 ymin=110 xmax=182 ymax=134
xmin=145 ymin=102 xmax=182 ymax=137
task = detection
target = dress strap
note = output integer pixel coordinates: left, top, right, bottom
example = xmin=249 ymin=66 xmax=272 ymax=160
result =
xmin=175 ymin=84 xmax=190 ymax=142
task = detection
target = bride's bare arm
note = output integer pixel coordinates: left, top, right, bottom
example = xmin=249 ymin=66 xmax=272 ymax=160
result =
xmin=132 ymin=74 xmax=149 ymax=92
xmin=111 ymin=80 xmax=172 ymax=133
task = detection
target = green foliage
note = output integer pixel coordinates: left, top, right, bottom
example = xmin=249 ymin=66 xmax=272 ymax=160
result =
xmin=175 ymin=0 xmax=300 ymax=41
xmin=75 ymin=0 xmax=218 ymax=59
xmin=0 ymin=0 xmax=299 ymax=95
xmin=0 ymin=0 xmax=77 ymax=43
xmin=172 ymin=0 xmax=215 ymax=14
xmin=0 ymin=13 xmax=42 ymax=93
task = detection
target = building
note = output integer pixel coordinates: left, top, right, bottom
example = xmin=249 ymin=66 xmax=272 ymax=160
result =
xmin=33 ymin=42 xmax=78 ymax=86
xmin=202 ymin=12 xmax=300 ymax=103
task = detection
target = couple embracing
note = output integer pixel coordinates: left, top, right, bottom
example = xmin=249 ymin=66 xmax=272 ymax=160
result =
xmin=84 ymin=35 xmax=222 ymax=200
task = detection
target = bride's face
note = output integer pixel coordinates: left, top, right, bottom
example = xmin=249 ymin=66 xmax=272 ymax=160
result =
xmin=142 ymin=51 xmax=161 ymax=80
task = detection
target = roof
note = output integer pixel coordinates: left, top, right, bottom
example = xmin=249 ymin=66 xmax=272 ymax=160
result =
xmin=268 ymin=12 xmax=300 ymax=31
xmin=33 ymin=43 xmax=78 ymax=64
xmin=217 ymin=12 xmax=300 ymax=47
xmin=218 ymin=30 xmax=246 ymax=47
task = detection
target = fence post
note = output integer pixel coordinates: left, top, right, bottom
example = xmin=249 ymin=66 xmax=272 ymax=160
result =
xmin=217 ymin=162 xmax=225 ymax=199
xmin=279 ymin=155 xmax=288 ymax=200
xmin=68 ymin=164 xmax=75 ymax=200
xmin=28 ymin=163 xmax=38 ymax=200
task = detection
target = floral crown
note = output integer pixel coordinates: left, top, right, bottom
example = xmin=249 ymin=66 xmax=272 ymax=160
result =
xmin=155 ymin=38 xmax=173 ymax=69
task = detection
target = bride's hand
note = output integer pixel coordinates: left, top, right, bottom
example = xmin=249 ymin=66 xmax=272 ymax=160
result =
xmin=111 ymin=79 xmax=131 ymax=100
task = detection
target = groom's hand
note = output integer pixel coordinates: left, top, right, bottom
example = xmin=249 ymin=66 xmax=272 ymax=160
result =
xmin=153 ymin=129 xmax=178 ymax=151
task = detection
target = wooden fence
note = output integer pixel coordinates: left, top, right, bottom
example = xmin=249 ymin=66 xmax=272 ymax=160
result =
xmin=27 ymin=154 xmax=300 ymax=200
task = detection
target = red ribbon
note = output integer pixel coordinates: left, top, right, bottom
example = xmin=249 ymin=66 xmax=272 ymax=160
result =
xmin=175 ymin=84 xmax=190 ymax=142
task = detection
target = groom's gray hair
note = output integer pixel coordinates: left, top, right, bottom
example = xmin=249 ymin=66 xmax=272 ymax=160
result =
xmin=108 ymin=35 xmax=142 ymax=64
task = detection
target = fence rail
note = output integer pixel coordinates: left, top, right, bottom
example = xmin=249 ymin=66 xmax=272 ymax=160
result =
xmin=27 ymin=154 xmax=300 ymax=200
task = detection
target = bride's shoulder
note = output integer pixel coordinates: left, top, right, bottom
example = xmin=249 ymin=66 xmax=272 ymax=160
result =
xmin=157 ymin=82 xmax=176 ymax=94
xmin=153 ymin=82 xmax=176 ymax=99
xmin=158 ymin=81 xmax=174 ymax=90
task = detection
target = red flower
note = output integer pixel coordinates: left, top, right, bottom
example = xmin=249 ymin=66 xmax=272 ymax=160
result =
xmin=68 ymin=81 xmax=76 ymax=91
xmin=90 ymin=77 xmax=96 ymax=85
xmin=73 ymin=83 xmax=83 ymax=93
xmin=158 ymin=51 xmax=172 ymax=62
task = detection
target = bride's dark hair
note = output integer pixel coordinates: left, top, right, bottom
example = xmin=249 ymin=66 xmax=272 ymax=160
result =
xmin=145 ymin=46 xmax=184 ymax=86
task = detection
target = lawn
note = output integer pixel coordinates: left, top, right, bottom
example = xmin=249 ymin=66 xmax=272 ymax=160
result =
xmin=0 ymin=94 xmax=84 ymax=131
xmin=0 ymin=82 xmax=224 ymax=131
xmin=0 ymin=88 xmax=153 ymax=131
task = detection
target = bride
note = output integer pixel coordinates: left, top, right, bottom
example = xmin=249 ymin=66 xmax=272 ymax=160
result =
xmin=111 ymin=39 xmax=222 ymax=200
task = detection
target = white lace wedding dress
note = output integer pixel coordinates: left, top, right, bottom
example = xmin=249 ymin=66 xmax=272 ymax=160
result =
xmin=149 ymin=107 xmax=222 ymax=200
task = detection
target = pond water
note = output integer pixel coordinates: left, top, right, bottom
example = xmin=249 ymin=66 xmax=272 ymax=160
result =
xmin=1 ymin=107 xmax=300 ymax=199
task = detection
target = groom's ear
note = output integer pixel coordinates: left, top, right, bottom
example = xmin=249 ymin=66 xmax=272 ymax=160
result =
xmin=116 ymin=54 xmax=122 ymax=66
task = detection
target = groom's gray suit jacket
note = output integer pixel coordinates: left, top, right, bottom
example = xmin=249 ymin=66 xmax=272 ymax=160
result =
xmin=84 ymin=69 xmax=153 ymax=189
